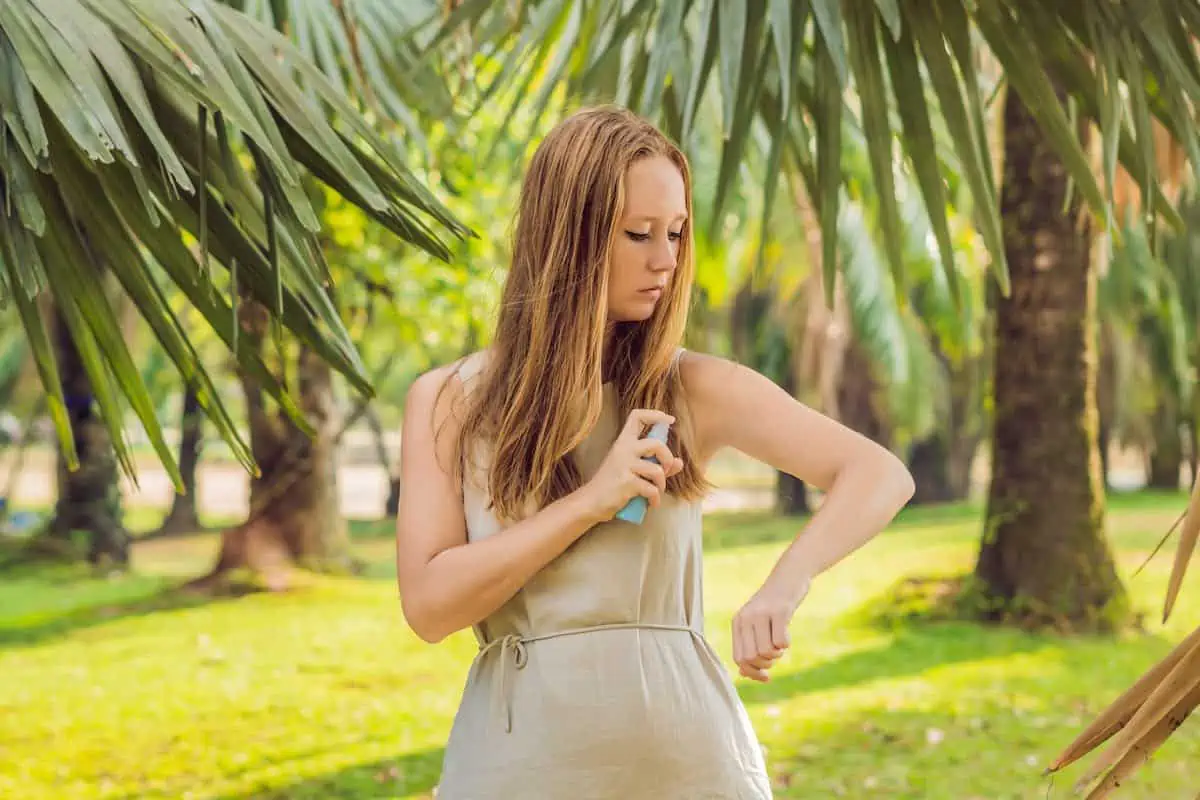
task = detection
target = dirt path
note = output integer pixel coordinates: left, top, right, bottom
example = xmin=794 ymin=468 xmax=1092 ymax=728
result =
xmin=1 ymin=444 xmax=1158 ymax=522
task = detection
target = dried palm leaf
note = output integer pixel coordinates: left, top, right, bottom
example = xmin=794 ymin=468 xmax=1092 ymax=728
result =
xmin=1047 ymin=622 xmax=1200 ymax=772
xmin=1073 ymin=632 xmax=1200 ymax=789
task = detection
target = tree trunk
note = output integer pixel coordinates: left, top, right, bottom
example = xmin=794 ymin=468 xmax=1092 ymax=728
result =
xmin=908 ymin=352 xmax=984 ymax=505
xmin=731 ymin=281 xmax=810 ymax=515
xmin=908 ymin=434 xmax=956 ymax=505
xmin=194 ymin=301 xmax=351 ymax=590
xmin=836 ymin=341 xmax=892 ymax=449
xmin=1096 ymin=320 xmax=1117 ymax=487
xmin=153 ymin=387 xmax=203 ymax=536
xmin=974 ymin=84 xmax=1126 ymax=630
xmin=45 ymin=301 xmax=130 ymax=567
xmin=364 ymin=405 xmax=401 ymax=517
xmin=1147 ymin=399 xmax=1183 ymax=490
xmin=774 ymin=470 xmax=809 ymax=515
xmin=774 ymin=347 xmax=809 ymax=515
xmin=1189 ymin=413 xmax=1199 ymax=490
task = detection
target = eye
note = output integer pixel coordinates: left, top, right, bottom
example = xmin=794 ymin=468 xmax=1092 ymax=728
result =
xmin=668 ymin=230 xmax=683 ymax=242
xmin=624 ymin=231 xmax=651 ymax=242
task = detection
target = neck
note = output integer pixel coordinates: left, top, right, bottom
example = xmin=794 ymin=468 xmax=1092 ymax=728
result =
xmin=601 ymin=320 xmax=617 ymax=383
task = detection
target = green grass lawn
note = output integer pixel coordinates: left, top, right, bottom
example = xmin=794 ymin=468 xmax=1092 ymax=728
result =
xmin=2 ymin=492 xmax=1199 ymax=799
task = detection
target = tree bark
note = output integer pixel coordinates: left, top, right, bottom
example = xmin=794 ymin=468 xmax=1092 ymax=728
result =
xmin=1096 ymin=320 xmax=1117 ymax=487
xmin=1146 ymin=399 xmax=1183 ymax=490
xmin=153 ymin=387 xmax=203 ymax=535
xmin=195 ymin=300 xmax=351 ymax=590
xmin=364 ymin=405 xmax=401 ymax=517
xmin=974 ymin=83 xmax=1126 ymax=629
xmin=908 ymin=434 xmax=956 ymax=505
xmin=45 ymin=300 xmax=130 ymax=567
xmin=836 ymin=341 xmax=892 ymax=449
xmin=774 ymin=470 xmax=809 ymax=515
xmin=908 ymin=350 xmax=984 ymax=505
xmin=732 ymin=282 xmax=811 ymax=515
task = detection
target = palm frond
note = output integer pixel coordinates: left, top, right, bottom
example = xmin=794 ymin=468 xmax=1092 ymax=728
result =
xmin=422 ymin=0 xmax=1200 ymax=308
xmin=0 ymin=0 xmax=468 ymax=488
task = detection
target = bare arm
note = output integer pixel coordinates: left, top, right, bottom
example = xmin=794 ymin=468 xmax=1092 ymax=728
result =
xmin=683 ymin=352 xmax=915 ymax=679
xmin=395 ymin=365 xmax=678 ymax=643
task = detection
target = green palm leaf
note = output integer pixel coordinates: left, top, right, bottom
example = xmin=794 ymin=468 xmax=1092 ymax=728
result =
xmin=0 ymin=0 xmax=468 ymax=487
xmin=422 ymin=0 xmax=1200 ymax=308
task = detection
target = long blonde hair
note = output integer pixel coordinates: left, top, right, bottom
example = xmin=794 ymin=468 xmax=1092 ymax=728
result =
xmin=447 ymin=105 xmax=709 ymax=522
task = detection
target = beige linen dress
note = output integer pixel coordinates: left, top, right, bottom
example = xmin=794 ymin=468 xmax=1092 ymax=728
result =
xmin=435 ymin=350 xmax=773 ymax=799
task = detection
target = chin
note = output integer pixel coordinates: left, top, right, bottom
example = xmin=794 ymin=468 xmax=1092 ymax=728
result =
xmin=608 ymin=306 xmax=656 ymax=323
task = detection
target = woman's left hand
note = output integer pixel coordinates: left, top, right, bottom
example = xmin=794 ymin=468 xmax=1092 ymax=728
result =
xmin=732 ymin=577 xmax=810 ymax=682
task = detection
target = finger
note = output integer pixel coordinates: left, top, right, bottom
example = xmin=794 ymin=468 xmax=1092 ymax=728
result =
xmin=634 ymin=438 xmax=676 ymax=466
xmin=738 ymin=619 xmax=757 ymax=673
xmin=731 ymin=618 xmax=742 ymax=666
xmin=770 ymin=612 xmax=791 ymax=650
xmin=633 ymin=476 xmax=661 ymax=508
xmin=621 ymin=409 xmax=675 ymax=441
xmin=747 ymin=651 xmax=784 ymax=670
xmin=752 ymin=617 xmax=773 ymax=660
xmin=632 ymin=461 xmax=667 ymax=494
xmin=667 ymin=457 xmax=684 ymax=477
xmin=738 ymin=663 xmax=770 ymax=682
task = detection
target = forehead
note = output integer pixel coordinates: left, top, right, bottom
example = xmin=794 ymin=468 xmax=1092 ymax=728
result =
xmin=622 ymin=155 xmax=687 ymax=219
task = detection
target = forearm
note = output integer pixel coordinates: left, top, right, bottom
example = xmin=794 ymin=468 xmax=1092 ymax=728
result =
xmin=402 ymin=489 xmax=603 ymax=642
xmin=768 ymin=456 xmax=914 ymax=595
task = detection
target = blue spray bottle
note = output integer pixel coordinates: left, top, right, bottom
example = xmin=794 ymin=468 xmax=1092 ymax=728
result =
xmin=613 ymin=421 xmax=672 ymax=524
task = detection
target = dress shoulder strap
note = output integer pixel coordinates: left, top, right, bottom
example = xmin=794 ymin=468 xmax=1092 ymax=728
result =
xmin=454 ymin=350 xmax=490 ymax=396
xmin=670 ymin=346 xmax=686 ymax=372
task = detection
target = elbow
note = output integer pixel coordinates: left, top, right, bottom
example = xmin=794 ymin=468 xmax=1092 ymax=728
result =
xmin=400 ymin=594 xmax=449 ymax=644
xmin=882 ymin=451 xmax=915 ymax=509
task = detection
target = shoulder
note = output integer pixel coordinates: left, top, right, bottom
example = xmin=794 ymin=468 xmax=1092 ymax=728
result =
xmin=405 ymin=350 xmax=491 ymax=433
xmin=676 ymin=349 xmax=787 ymax=459
xmin=407 ymin=351 xmax=488 ymax=407
xmin=677 ymin=349 xmax=774 ymax=409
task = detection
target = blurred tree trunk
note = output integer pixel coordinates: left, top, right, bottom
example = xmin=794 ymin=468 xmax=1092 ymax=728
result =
xmin=908 ymin=434 xmax=955 ymax=504
xmin=731 ymin=283 xmax=809 ymax=515
xmin=774 ymin=362 xmax=809 ymax=515
xmin=153 ymin=387 xmax=203 ymax=536
xmin=909 ymin=350 xmax=985 ymax=505
xmin=974 ymin=83 xmax=1126 ymax=629
xmin=1189 ymin=413 xmax=1199 ymax=490
xmin=45 ymin=299 xmax=130 ymax=567
xmin=1096 ymin=320 xmax=1117 ymax=486
xmin=364 ymin=405 xmax=401 ymax=517
xmin=836 ymin=341 xmax=892 ymax=449
xmin=1147 ymin=400 xmax=1183 ymax=490
xmin=194 ymin=300 xmax=350 ymax=590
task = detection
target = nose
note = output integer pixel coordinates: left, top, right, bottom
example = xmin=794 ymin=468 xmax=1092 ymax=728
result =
xmin=649 ymin=238 xmax=676 ymax=272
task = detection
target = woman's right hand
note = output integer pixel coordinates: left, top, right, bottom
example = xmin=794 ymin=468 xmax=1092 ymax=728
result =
xmin=578 ymin=409 xmax=684 ymax=523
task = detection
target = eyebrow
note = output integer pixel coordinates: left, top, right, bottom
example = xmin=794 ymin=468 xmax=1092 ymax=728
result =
xmin=625 ymin=213 xmax=689 ymax=223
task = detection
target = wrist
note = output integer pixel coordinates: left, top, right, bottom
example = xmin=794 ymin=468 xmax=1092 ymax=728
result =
xmin=766 ymin=558 xmax=814 ymax=608
xmin=565 ymin=483 xmax=608 ymax=529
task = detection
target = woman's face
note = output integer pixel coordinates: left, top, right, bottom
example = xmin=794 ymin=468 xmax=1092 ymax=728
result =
xmin=606 ymin=155 xmax=687 ymax=323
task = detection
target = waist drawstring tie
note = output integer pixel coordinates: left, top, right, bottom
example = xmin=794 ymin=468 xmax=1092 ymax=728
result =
xmin=475 ymin=622 xmax=702 ymax=733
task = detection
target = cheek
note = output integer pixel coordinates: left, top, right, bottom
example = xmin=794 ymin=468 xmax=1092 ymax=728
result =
xmin=608 ymin=242 xmax=637 ymax=288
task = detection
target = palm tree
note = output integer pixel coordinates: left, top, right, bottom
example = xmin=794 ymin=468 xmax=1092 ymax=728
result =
xmin=418 ymin=4 xmax=1200 ymax=791
xmin=1099 ymin=208 xmax=1197 ymax=493
xmin=422 ymin=0 xmax=1199 ymax=608
xmin=0 ymin=0 xmax=470 ymax=564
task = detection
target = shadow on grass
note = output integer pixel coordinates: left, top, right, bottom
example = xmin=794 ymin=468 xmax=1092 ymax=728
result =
xmin=0 ymin=575 xmax=256 ymax=648
xmin=208 ymin=746 xmax=445 ymax=800
xmin=700 ymin=501 xmax=982 ymax=553
xmin=752 ymin=659 xmax=1197 ymax=799
xmin=737 ymin=621 xmax=1063 ymax=707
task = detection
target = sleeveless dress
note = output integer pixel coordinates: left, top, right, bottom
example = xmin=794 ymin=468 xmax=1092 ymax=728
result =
xmin=435 ymin=350 xmax=773 ymax=799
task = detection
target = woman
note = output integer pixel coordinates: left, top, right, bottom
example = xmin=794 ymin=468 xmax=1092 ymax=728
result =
xmin=396 ymin=106 xmax=914 ymax=799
